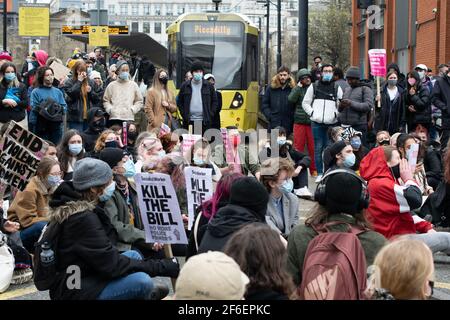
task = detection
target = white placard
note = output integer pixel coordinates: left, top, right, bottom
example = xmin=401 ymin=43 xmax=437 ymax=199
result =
xmin=407 ymin=143 xmax=420 ymax=173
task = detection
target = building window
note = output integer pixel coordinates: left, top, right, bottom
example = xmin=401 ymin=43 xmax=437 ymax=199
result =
xmin=155 ymin=22 xmax=162 ymax=34
xmin=131 ymin=22 xmax=139 ymax=32
xmin=155 ymin=4 xmax=161 ymax=16
xmin=166 ymin=4 xmax=173 ymax=16
xmin=143 ymin=22 xmax=150 ymax=33
xmin=189 ymin=5 xmax=196 ymax=13
xmin=108 ymin=5 xmax=115 ymax=15
xmin=166 ymin=22 xmax=171 ymax=30
xmin=132 ymin=5 xmax=138 ymax=15
xmin=143 ymin=4 xmax=150 ymax=15
xmin=201 ymin=5 xmax=208 ymax=11
xmin=177 ymin=6 xmax=184 ymax=15
xmin=120 ymin=4 xmax=127 ymax=15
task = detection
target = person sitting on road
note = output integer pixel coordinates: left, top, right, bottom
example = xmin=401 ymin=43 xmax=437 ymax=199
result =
xmin=366 ymin=238 xmax=435 ymax=300
xmin=324 ymin=140 xmax=356 ymax=173
xmin=224 ymin=223 xmax=296 ymax=300
xmin=56 ymin=129 xmax=85 ymax=181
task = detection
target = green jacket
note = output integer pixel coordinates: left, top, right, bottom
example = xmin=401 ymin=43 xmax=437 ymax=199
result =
xmin=212 ymin=144 xmax=260 ymax=176
xmin=286 ymin=213 xmax=387 ymax=286
xmin=288 ymin=85 xmax=311 ymax=125
xmin=104 ymin=189 xmax=146 ymax=252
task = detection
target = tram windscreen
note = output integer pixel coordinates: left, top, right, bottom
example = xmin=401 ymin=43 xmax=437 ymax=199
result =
xmin=180 ymin=21 xmax=244 ymax=90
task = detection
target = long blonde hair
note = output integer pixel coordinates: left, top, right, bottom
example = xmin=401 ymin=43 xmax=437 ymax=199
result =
xmin=367 ymin=238 xmax=434 ymax=300
xmin=148 ymin=69 xmax=174 ymax=107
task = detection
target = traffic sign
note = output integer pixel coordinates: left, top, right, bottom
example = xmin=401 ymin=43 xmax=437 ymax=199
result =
xmin=19 ymin=3 xmax=50 ymax=38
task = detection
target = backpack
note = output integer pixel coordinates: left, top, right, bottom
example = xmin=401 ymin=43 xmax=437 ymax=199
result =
xmin=298 ymin=222 xmax=368 ymax=300
xmin=33 ymin=221 xmax=63 ymax=291
xmin=37 ymin=98 xmax=64 ymax=123
xmin=312 ymin=81 xmax=340 ymax=102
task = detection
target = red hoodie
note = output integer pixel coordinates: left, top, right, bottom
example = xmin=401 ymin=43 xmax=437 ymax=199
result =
xmin=360 ymin=147 xmax=432 ymax=239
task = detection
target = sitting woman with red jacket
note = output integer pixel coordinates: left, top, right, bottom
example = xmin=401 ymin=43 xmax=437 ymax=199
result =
xmin=360 ymin=146 xmax=450 ymax=254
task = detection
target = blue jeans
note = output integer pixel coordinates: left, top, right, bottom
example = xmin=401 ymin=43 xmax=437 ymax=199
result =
xmin=312 ymin=122 xmax=331 ymax=175
xmin=20 ymin=221 xmax=47 ymax=252
xmin=97 ymin=250 xmax=154 ymax=300
xmin=68 ymin=121 xmax=87 ymax=132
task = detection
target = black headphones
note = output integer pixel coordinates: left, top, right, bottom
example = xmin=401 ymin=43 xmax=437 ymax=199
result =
xmin=314 ymin=169 xmax=370 ymax=211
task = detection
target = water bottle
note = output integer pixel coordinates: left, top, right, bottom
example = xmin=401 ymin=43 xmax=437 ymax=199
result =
xmin=40 ymin=242 xmax=55 ymax=267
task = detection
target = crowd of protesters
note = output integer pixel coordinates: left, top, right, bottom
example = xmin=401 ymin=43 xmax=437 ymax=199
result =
xmin=0 ymin=46 xmax=450 ymax=301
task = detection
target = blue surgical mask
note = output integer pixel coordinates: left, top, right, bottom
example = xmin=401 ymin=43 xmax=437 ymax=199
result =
xmin=193 ymin=157 xmax=205 ymax=166
xmin=119 ymin=72 xmax=129 ymax=80
xmin=99 ymin=181 xmax=116 ymax=202
xmin=277 ymin=137 xmax=287 ymax=146
xmin=123 ymin=159 xmax=136 ymax=178
xmin=69 ymin=143 xmax=83 ymax=156
xmin=47 ymin=175 xmax=61 ymax=187
xmin=280 ymin=179 xmax=294 ymax=194
xmin=193 ymin=73 xmax=203 ymax=82
xmin=351 ymin=137 xmax=362 ymax=150
xmin=343 ymin=153 xmax=356 ymax=168
xmin=322 ymin=73 xmax=333 ymax=82
xmin=4 ymin=73 xmax=16 ymax=82
xmin=158 ymin=150 xmax=166 ymax=158
xmin=87 ymin=67 xmax=93 ymax=74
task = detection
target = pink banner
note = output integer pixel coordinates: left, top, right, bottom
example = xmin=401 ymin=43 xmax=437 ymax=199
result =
xmin=368 ymin=49 xmax=387 ymax=77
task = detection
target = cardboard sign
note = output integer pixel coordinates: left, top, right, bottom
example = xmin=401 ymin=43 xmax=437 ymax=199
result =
xmin=49 ymin=61 xmax=70 ymax=81
xmin=135 ymin=173 xmax=188 ymax=245
xmin=368 ymin=49 xmax=387 ymax=77
xmin=0 ymin=121 xmax=49 ymax=194
xmin=184 ymin=167 xmax=214 ymax=230
xmin=89 ymin=26 xmax=109 ymax=47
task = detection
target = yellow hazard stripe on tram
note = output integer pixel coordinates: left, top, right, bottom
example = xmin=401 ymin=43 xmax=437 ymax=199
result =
xmin=0 ymin=285 xmax=38 ymax=300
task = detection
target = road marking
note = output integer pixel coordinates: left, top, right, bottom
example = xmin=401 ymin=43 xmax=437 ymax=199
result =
xmin=435 ymin=282 xmax=450 ymax=290
xmin=0 ymin=285 xmax=37 ymax=300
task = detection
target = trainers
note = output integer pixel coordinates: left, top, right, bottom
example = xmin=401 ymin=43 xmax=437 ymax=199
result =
xmin=10 ymin=268 xmax=33 ymax=285
xmin=295 ymin=187 xmax=313 ymax=199
xmin=315 ymin=175 xmax=323 ymax=183
xmin=150 ymin=283 xmax=170 ymax=300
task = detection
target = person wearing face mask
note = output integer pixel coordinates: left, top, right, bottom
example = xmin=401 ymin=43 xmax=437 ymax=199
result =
xmin=376 ymin=131 xmax=391 ymax=147
xmin=260 ymin=158 xmax=299 ymax=239
xmin=7 ymin=157 xmax=61 ymax=252
xmin=432 ymin=67 xmax=450 ymax=152
xmin=261 ymin=65 xmax=296 ymax=137
xmin=45 ymin=157 xmax=178 ymax=300
xmin=81 ymin=108 xmax=107 ymax=153
xmin=56 ymin=130 xmax=85 ymax=181
xmin=341 ymin=127 xmax=369 ymax=172
xmin=375 ymin=71 xmax=407 ymax=135
xmin=189 ymin=138 xmax=222 ymax=183
xmin=30 ymin=66 xmax=67 ymax=143
xmin=415 ymin=64 xmax=433 ymax=94
xmin=405 ymin=71 xmax=431 ymax=133
xmin=326 ymin=140 xmax=356 ymax=173
xmin=177 ymin=61 xmax=218 ymax=133
xmin=90 ymin=130 xmax=122 ymax=158
xmin=338 ymin=67 xmax=374 ymax=147
xmin=213 ymin=126 xmax=261 ymax=179
xmin=145 ymin=69 xmax=177 ymax=131
xmin=136 ymin=137 xmax=166 ymax=173
xmin=62 ymin=60 xmax=103 ymax=132
xmin=103 ymin=60 xmax=143 ymax=127
xmin=26 ymin=50 xmax=48 ymax=88
xmin=302 ymin=64 xmax=344 ymax=182
xmin=361 ymin=146 xmax=450 ymax=254
xmin=0 ymin=62 xmax=28 ymax=129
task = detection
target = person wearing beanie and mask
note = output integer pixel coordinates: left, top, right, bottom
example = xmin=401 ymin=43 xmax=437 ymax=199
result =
xmin=375 ymin=71 xmax=407 ymax=135
xmin=103 ymin=60 xmax=143 ymax=127
xmin=100 ymin=148 xmax=165 ymax=259
xmin=197 ymin=177 xmax=269 ymax=254
xmin=212 ymin=126 xmax=260 ymax=179
xmin=81 ymin=108 xmax=107 ymax=153
xmin=7 ymin=157 xmax=61 ymax=252
xmin=341 ymin=127 xmax=369 ymax=172
xmin=174 ymin=251 xmax=249 ymax=300
xmin=260 ymin=158 xmax=299 ymax=239
xmin=56 ymin=130 xmax=85 ymax=181
xmin=405 ymin=70 xmax=431 ymax=133
xmin=46 ymin=157 xmax=178 ymax=300
xmin=360 ymin=146 xmax=450 ymax=254
xmin=177 ymin=60 xmax=218 ymax=133
xmin=302 ymin=64 xmax=343 ymax=182
xmin=289 ymin=69 xmax=316 ymax=176
xmin=145 ymin=69 xmax=177 ymax=131
xmin=338 ymin=66 xmax=374 ymax=147
xmin=324 ymin=140 xmax=355 ymax=173
xmin=0 ymin=62 xmax=28 ymax=129
xmin=286 ymin=170 xmax=387 ymax=286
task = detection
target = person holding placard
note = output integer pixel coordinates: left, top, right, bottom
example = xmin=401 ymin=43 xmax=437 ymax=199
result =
xmin=188 ymin=138 xmax=222 ymax=183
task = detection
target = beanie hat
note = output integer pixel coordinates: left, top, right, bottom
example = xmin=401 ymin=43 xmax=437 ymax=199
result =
xmin=99 ymin=148 xmax=125 ymax=169
xmin=115 ymin=60 xmax=129 ymax=73
xmin=89 ymin=70 xmax=101 ymax=80
xmin=175 ymin=251 xmax=249 ymax=300
xmin=296 ymin=68 xmax=311 ymax=81
xmin=190 ymin=61 xmax=204 ymax=73
xmin=328 ymin=140 xmax=348 ymax=167
xmin=73 ymin=158 xmax=113 ymax=191
xmin=325 ymin=172 xmax=362 ymax=215
xmin=346 ymin=66 xmax=360 ymax=79
xmin=0 ymin=51 xmax=12 ymax=62
xmin=229 ymin=177 xmax=269 ymax=219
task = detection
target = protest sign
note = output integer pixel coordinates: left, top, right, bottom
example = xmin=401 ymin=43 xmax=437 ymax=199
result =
xmin=368 ymin=49 xmax=387 ymax=109
xmin=0 ymin=121 xmax=49 ymax=194
xmin=49 ymin=61 xmax=70 ymax=81
xmin=184 ymin=167 xmax=213 ymax=230
xmin=181 ymin=134 xmax=202 ymax=156
xmin=135 ymin=172 xmax=188 ymax=245
xmin=406 ymin=143 xmax=419 ymax=173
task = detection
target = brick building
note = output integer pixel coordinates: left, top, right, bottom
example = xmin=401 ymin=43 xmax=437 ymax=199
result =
xmin=351 ymin=0 xmax=450 ymax=79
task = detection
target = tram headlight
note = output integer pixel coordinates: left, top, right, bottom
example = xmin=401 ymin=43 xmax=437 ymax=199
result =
xmin=229 ymin=92 xmax=244 ymax=109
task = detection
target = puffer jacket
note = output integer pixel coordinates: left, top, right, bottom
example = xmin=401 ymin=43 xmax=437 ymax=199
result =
xmin=338 ymin=83 xmax=374 ymax=126
xmin=405 ymin=71 xmax=431 ymax=128
xmin=432 ymin=75 xmax=450 ymax=130
xmin=302 ymin=80 xmax=343 ymax=125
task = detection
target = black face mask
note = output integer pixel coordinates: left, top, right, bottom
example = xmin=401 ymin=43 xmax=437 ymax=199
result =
xmin=159 ymin=77 xmax=168 ymax=85
xmin=128 ymin=131 xmax=138 ymax=144
xmin=390 ymin=164 xmax=401 ymax=180
xmin=379 ymin=139 xmax=390 ymax=146
xmin=105 ymin=140 xmax=118 ymax=149
xmin=91 ymin=118 xmax=106 ymax=132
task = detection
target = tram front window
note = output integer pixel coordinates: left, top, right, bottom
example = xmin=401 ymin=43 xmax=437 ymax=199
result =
xmin=181 ymin=21 xmax=244 ymax=90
